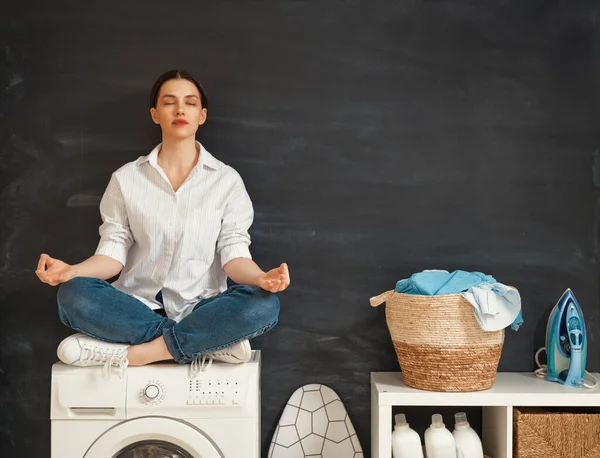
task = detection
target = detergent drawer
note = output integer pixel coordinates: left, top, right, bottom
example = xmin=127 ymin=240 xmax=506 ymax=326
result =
xmin=51 ymin=363 xmax=126 ymax=420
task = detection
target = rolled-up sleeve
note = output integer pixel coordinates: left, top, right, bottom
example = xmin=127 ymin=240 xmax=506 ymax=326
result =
xmin=94 ymin=174 xmax=133 ymax=266
xmin=217 ymin=177 xmax=254 ymax=268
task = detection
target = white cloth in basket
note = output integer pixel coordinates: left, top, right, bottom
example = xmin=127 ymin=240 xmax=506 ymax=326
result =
xmin=462 ymin=283 xmax=523 ymax=332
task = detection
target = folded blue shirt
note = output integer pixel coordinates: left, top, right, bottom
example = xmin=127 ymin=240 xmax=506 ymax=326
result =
xmin=395 ymin=269 xmax=496 ymax=295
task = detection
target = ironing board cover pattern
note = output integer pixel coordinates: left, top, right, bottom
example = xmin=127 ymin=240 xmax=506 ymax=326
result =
xmin=268 ymin=384 xmax=363 ymax=458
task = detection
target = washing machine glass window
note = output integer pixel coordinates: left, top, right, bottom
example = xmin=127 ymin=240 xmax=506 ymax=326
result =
xmin=114 ymin=439 xmax=193 ymax=458
xmin=84 ymin=417 xmax=223 ymax=458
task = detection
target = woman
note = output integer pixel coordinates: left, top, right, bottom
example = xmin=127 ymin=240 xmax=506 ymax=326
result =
xmin=35 ymin=70 xmax=289 ymax=377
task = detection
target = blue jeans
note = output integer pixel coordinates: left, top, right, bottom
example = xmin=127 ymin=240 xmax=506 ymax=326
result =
xmin=56 ymin=277 xmax=280 ymax=364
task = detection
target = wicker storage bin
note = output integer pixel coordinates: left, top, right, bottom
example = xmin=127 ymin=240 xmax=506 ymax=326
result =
xmin=370 ymin=290 xmax=504 ymax=392
xmin=514 ymin=407 xmax=600 ymax=457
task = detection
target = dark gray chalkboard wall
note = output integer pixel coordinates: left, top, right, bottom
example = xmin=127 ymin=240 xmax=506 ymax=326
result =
xmin=1 ymin=0 xmax=599 ymax=456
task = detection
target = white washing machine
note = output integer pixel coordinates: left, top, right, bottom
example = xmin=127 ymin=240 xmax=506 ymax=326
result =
xmin=51 ymin=351 xmax=261 ymax=458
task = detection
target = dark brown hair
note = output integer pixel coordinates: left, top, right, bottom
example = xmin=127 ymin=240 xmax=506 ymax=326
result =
xmin=149 ymin=70 xmax=208 ymax=110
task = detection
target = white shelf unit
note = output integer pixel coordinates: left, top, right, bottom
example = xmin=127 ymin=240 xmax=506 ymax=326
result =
xmin=371 ymin=372 xmax=600 ymax=458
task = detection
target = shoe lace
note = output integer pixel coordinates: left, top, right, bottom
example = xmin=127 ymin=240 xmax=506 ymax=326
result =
xmin=81 ymin=345 xmax=129 ymax=379
xmin=189 ymin=354 xmax=213 ymax=378
xmin=212 ymin=347 xmax=236 ymax=358
xmin=188 ymin=345 xmax=241 ymax=378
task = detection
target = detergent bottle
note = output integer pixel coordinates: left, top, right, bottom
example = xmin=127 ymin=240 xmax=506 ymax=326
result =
xmin=452 ymin=412 xmax=483 ymax=458
xmin=391 ymin=413 xmax=423 ymax=458
xmin=424 ymin=414 xmax=456 ymax=458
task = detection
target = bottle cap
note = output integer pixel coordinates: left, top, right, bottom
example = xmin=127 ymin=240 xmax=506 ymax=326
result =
xmin=395 ymin=413 xmax=408 ymax=427
xmin=455 ymin=412 xmax=469 ymax=427
xmin=431 ymin=413 xmax=445 ymax=428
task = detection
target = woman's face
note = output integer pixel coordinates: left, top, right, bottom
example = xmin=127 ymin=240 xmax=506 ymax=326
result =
xmin=150 ymin=78 xmax=207 ymax=139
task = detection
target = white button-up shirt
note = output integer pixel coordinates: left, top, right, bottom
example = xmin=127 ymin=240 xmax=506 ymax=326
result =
xmin=94 ymin=142 xmax=253 ymax=322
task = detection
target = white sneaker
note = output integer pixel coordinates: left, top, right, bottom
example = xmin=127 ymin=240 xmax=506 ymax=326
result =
xmin=57 ymin=333 xmax=129 ymax=378
xmin=190 ymin=339 xmax=252 ymax=377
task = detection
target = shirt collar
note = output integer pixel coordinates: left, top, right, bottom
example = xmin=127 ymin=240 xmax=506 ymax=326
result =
xmin=137 ymin=141 xmax=218 ymax=171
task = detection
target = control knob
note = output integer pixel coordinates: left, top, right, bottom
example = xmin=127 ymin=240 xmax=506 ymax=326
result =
xmin=142 ymin=383 xmax=163 ymax=404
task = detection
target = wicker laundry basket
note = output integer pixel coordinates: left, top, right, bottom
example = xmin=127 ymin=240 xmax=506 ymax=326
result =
xmin=514 ymin=407 xmax=600 ymax=458
xmin=370 ymin=290 xmax=505 ymax=392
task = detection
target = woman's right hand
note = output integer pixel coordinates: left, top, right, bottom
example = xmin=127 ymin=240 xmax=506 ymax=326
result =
xmin=36 ymin=253 xmax=78 ymax=286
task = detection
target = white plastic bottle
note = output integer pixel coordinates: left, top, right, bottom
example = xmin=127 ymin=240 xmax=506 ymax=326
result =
xmin=452 ymin=412 xmax=483 ymax=458
xmin=424 ymin=414 xmax=456 ymax=458
xmin=391 ymin=413 xmax=424 ymax=458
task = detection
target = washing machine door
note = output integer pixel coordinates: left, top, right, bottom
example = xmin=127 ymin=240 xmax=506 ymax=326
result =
xmin=83 ymin=416 xmax=223 ymax=458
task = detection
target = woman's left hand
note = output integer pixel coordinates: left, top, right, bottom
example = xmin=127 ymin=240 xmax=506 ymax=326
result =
xmin=258 ymin=263 xmax=290 ymax=293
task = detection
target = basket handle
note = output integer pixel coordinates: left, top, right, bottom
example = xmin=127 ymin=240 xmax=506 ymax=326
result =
xmin=369 ymin=290 xmax=394 ymax=307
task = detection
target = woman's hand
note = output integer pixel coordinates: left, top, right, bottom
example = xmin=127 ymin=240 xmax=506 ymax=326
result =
xmin=35 ymin=254 xmax=78 ymax=286
xmin=258 ymin=263 xmax=290 ymax=293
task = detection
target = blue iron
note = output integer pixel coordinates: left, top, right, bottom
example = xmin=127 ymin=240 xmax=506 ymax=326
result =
xmin=544 ymin=289 xmax=587 ymax=387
